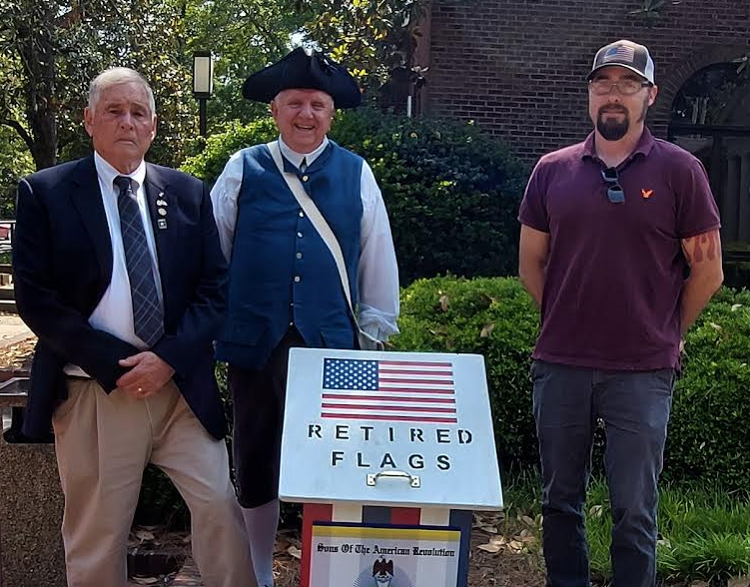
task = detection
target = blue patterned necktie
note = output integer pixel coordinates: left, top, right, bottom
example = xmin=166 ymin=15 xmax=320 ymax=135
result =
xmin=113 ymin=176 xmax=164 ymax=347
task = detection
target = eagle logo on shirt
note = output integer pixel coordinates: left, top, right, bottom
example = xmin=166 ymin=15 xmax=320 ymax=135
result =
xmin=641 ymin=189 xmax=654 ymax=199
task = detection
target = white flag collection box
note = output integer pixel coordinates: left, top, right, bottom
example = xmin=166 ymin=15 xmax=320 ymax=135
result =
xmin=280 ymin=348 xmax=503 ymax=587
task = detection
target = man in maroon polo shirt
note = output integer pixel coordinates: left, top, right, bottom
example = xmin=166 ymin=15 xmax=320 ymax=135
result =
xmin=518 ymin=40 xmax=723 ymax=587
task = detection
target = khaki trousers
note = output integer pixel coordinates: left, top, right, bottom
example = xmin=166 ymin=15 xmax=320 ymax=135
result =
xmin=52 ymin=378 xmax=256 ymax=587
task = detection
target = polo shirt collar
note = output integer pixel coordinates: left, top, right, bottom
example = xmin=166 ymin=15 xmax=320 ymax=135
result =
xmin=581 ymin=126 xmax=656 ymax=163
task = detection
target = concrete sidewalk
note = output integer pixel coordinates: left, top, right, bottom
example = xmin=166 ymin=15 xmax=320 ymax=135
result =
xmin=0 ymin=314 xmax=33 ymax=349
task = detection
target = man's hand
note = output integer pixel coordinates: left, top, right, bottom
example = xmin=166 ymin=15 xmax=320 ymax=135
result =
xmin=117 ymin=351 xmax=175 ymax=399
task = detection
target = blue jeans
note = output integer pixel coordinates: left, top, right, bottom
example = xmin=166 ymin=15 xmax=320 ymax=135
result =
xmin=531 ymin=360 xmax=674 ymax=587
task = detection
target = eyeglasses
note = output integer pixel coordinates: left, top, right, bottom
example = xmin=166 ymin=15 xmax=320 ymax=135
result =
xmin=589 ymin=79 xmax=652 ymax=96
xmin=601 ymin=167 xmax=625 ymax=204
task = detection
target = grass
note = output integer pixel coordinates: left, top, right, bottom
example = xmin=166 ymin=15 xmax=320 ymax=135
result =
xmin=502 ymin=470 xmax=750 ymax=585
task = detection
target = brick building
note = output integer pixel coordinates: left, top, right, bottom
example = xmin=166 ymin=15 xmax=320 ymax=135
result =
xmin=413 ymin=0 xmax=750 ymax=164
xmin=407 ymin=0 xmax=750 ymax=259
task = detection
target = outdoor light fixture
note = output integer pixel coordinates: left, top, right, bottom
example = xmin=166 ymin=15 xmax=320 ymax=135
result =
xmin=192 ymin=51 xmax=214 ymax=137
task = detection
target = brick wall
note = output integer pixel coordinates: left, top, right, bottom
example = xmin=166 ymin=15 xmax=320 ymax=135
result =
xmin=421 ymin=0 xmax=750 ymax=164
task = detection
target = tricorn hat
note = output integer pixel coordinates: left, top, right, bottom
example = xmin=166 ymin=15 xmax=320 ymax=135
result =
xmin=242 ymin=47 xmax=362 ymax=109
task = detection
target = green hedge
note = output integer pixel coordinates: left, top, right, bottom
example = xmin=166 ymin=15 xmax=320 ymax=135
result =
xmin=663 ymin=286 xmax=750 ymax=491
xmin=392 ymin=275 xmax=540 ymax=469
xmin=137 ymin=278 xmax=750 ymax=527
xmin=180 ymin=109 xmax=529 ymax=285
xmin=392 ymin=276 xmax=750 ymax=491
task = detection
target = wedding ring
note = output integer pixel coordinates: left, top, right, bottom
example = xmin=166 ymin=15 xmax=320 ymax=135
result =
xmin=137 ymin=387 xmax=143 ymax=393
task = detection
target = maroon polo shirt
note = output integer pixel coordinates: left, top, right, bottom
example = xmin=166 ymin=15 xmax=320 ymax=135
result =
xmin=518 ymin=128 xmax=720 ymax=371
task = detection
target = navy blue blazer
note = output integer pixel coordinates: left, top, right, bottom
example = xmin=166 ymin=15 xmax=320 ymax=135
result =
xmin=13 ymin=155 xmax=228 ymax=440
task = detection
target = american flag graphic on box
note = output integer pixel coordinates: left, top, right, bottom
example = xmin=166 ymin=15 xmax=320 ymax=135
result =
xmin=321 ymin=357 xmax=457 ymax=424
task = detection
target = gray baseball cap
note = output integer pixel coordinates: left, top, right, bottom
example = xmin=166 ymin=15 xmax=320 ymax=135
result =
xmin=588 ymin=40 xmax=655 ymax=84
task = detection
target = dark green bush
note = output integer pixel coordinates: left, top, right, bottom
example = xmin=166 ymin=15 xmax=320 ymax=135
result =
xmin=136 ymin=277 xmax=750 ymax=526
xmin=180 ymin=109 xmax=529 ymax=285
xmin=393 ymin=276 xmax=750 ymax=492
xmin=663 ymin=286 xmax=750 ymax=492
xmin=391 ymin=275 xmax=540 ymax=469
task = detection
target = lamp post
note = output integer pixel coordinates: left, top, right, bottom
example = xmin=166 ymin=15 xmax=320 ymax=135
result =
xmin=192 ymin=51 xmax=214 ymax=137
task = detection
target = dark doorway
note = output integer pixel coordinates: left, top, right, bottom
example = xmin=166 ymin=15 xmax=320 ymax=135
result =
xmin=668 ymin=61 xmax=750 ymax=286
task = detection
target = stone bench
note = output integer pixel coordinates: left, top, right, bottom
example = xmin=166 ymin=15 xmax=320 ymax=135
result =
xmin=0 ymin=377 xmax=65 ymax=587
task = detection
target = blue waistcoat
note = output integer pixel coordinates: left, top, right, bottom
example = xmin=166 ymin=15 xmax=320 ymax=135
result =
xmin=216 ymin=140 xmax=364 ymax=369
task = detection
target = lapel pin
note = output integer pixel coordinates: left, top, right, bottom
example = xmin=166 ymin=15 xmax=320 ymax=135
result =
xmin=157 ymin=208 xmax=167 ymax=217
xmin=157 ymin=218 xmax=168 ymax=229
xmin=156 ymin=199 xmax=168 ymax=207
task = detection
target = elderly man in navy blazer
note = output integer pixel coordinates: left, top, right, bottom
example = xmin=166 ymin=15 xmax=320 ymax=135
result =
xmin=13 ymin=68 xmax=255 ymax=587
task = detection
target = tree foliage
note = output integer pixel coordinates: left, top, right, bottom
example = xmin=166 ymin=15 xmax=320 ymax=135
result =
xmin=0 ymin=0 xmax=206 ymax=193
xmin=0 ymin=0 xmax=427 ymax=207
xmin=182 ymin=0 xmax=306 ymax=129
xmin=294 ymin=0 xmax=426 ymax=90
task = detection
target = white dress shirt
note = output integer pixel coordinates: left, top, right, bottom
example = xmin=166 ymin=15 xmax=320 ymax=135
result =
xmin=210 ymin=136 xmax=400 ymax=341
xmin=65 ymin=152 xmax=163 ymax=376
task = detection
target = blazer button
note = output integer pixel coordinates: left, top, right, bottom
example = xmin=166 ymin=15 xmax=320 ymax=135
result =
xmin=294 ymin=276 xmax=301 ymax=283
xmin=296 ymin=252 xmax=302 ymax=259
xmin=302 ymin=175 xmax=309 ymax=182
xmin=299 ymin=210 xmax=305 ymax=217
xmin=297 ymin=231 xmax=303 ymax=238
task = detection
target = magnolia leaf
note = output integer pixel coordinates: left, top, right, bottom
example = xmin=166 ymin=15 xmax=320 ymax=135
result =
xmin=589 ymin=504 xmax=603 ymax=518
xmin=476 ymin=542 xmax=503 ymax=553
xmin=480 ymin=323 xmax=495 ymax=338
xmin=287 ymin=545 xmax=302 ymax=559
xmin=439 ymin=295 xmax=450 ymax=312
xmin=727 ymin=577 xmax=750 ymax=587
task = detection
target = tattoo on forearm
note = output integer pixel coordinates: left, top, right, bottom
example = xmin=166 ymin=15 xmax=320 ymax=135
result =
xmin=706 ymin=233 xmax=717 ymax=261
xmin=683 ymin=232 xmax=719 ymax=264
xmin=683 ymin=238 xmax=694 ymax=263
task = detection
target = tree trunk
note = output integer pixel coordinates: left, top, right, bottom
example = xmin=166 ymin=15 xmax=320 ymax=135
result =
xmin=18 ymin=7 xmax=58 ymax=170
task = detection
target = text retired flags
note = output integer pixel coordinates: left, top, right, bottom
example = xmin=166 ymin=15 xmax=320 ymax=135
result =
xmin=320 ymin=357 xmax=457 ymax=424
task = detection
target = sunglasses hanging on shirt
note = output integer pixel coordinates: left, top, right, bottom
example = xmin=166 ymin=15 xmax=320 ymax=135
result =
xmin=601 ymin=167 xmax=625 ymax=204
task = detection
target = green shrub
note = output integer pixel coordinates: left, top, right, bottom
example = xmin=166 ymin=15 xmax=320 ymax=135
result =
xmin=663 ymin=286 xmax=750 ymax=491
xmin=180 ymin=109 xmax=529 ymax=285
xmin=136 ymin=277 xmax=750 ymax=534
xmin=394 ymin=276 xmax=750 ymax=492
xmin=391 ymin=275 xmax=540 ymax=469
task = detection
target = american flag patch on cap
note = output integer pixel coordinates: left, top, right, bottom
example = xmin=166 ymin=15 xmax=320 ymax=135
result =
xmin=603 ymin=45 xmax=636 ymax=63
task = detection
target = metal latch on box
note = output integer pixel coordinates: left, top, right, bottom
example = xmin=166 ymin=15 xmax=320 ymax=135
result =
xmin=366 ymin=470 xmax=421 ymax=488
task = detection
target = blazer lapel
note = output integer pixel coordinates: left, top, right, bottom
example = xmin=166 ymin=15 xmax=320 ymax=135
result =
xmin=68 ymin=155 xmax=113 ymax=285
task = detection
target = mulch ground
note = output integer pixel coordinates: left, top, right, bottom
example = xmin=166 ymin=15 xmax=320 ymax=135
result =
xmin=272 ymin=514 xmax=546 ymax=587
xmin=127 ymin=512 xmax=546 ymax=586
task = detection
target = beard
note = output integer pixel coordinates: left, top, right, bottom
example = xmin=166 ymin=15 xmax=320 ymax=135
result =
xmin=596 ymin=95 xmax=649 ymax=141
xmin=596 ymin=106 xmax=629 ymax=141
